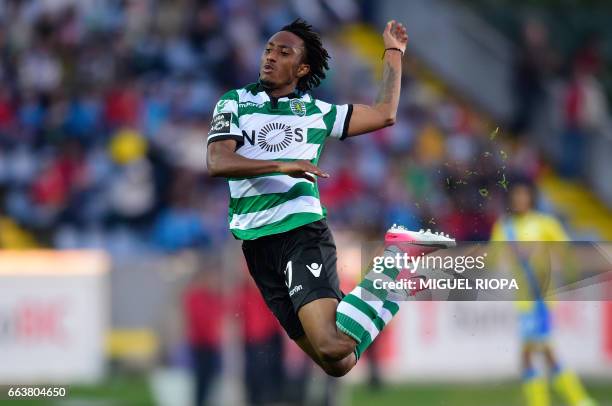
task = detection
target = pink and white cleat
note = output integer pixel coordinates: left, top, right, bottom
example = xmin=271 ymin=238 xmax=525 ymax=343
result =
xmin=384 ymin=224 xmax=457 ymax=299
xmin=384 ymin=224 xmax=456 ymax=257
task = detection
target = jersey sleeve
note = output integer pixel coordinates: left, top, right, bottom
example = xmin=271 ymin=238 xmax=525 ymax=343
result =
xmin=207 ymin=91 xmax=242 ymax=146
xmin=317 ymin=100 xmax=353 ymax=140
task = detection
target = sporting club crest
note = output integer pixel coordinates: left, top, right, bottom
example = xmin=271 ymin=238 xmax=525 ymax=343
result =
xmin=289 ymin=99 xmax=306 ymax=117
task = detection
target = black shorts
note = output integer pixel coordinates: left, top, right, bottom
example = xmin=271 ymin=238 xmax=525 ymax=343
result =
xmin=242 ymin=219 xmax=343 ymax=339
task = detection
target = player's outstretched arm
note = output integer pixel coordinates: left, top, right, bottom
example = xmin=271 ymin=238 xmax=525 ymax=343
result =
xmin=207 ymin=139 xmax=329 ymax=182
xmin=346 ymin=20 xmax=408 ymax=137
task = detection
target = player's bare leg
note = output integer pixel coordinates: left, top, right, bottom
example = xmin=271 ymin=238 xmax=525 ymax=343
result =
xmin=542 ymin=344 xmax=559 ymax=371
xmin=297 ymin=298 xmax=357 ymax=377
xmin=522 ymin=344 xmax=534 ymax=372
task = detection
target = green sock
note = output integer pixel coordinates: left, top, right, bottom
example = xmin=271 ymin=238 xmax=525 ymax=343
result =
xmin=336 ymin=248 xmax=402 ymax=360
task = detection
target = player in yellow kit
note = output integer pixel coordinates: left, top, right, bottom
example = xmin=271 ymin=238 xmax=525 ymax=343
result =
xmin=490 ymin=178 xmax=596 ymax=406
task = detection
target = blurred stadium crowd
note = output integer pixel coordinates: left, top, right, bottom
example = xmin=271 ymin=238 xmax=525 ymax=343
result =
xmin=0 ymin=0 xmax=607 ymax=251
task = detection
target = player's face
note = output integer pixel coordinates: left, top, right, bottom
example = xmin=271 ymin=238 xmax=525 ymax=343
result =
xmin=259 ymin=31 xmax=308 ymax=91
xmin=510 ymin=185 xmax=533 ymax=214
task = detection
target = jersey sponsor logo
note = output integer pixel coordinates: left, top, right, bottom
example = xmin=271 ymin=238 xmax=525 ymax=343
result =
xmin=208 ymin=113 xmax=231 ymax=135
xmin=284 ymin=261 xmax=293 ymax=288
xmin=289 ymin=284 xmax=303 ymax=297
xmin=258 ymin=122 xmax=293 ymax=152
xmin=306 ymin=262 xmax=322 ymax=277
xmin=290 ymin=99 xmax=306 ymax=117
xmin=242 ymin=125 xmax=305 ymax=150
xmin=238 ymin=101 xmax=265 ymax=109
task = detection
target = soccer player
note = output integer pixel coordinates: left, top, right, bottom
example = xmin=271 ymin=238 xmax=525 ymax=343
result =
xmin=206 ymin=18 xmax=454 ymax=377
xmin=490 ymin=178 xmax=596 ymax=406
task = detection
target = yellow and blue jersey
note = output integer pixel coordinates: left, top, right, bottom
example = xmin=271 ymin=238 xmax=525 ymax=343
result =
xmin=490 ymin=211 xmax=569 ymax=341
xmin=490 ymin=211 xmax=569 ymax=243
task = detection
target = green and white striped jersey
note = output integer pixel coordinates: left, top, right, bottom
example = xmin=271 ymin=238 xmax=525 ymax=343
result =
xmin=207 ymin=82 xmax=353 ymax=240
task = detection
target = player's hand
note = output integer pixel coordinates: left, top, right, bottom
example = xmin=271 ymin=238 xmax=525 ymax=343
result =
xmin=278 ymin=160 xmax=329 ymax=183
xmin=383 ymin=20 xmax=408 ymax=53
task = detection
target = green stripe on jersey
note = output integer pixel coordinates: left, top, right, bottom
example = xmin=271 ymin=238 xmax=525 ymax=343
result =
xmin=322 ymin=105 xmax=337 ymax=133
xmin=230 ymin=181 xmax=317 ymax=215
xmin=231 ymin=212 xmax=324 ymax=240
xmin=307 ymin=128 xmax=327 ymax=144
xmin=218 ymin=90 xmax=239 ymax=101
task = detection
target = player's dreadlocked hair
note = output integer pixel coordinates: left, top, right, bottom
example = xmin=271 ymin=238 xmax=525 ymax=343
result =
xmin=280 ymin=19 xmax=330 ymax=92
